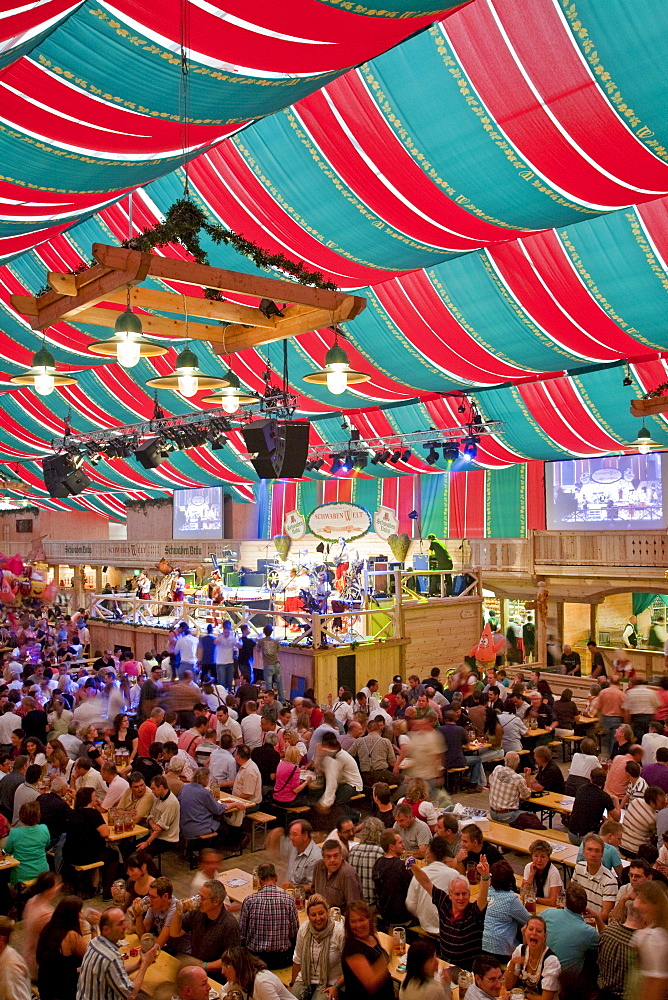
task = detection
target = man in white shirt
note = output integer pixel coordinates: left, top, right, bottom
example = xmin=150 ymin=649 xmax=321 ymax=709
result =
xmin=240 ymin=701 xmax=263 ymax=749
xmin=208 ymin=735 xmax=237 ymax=789
xmin=360 ymin=680 xmax=380 ymax=715
xmin=215 ymin=706 xmax=242 ymax=744
xmin=73 ymin=757 xmax=107 ymax=798
xmin=317 ymin=732 xmax=363 ymax=810
xmin=406 ymin=835 xmax=457 ymax=933
xmin=230 ymin=745 xmax=262 ymax=808
xmin=214 ymin=623 xmax=240 ymax=691
xmin=641 ymin=720 xmax=668 ymax=766
xmin=156 ymin=713 xmax=179 ymax=745
xmin=174 ymin=624 xmax=199 ymax=678
xmin=0 ymin=706 xmax=22 ymax=750
xmin=100 ymin=761 xmax=130 ymax=811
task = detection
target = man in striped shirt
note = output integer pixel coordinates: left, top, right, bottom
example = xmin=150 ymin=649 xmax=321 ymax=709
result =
xmin=76 ymin=908 xmax=158 ymax=1000
xmin=572 ymin=833 xmax=618 ymax=922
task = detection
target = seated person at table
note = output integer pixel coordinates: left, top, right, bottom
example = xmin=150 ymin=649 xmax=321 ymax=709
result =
xmin=133 ymin=875 xmax=180 ymax=954
xmin=409 ymin=855 xmax=490 ymax=969
xmin=114 ymin=849 xmax=157 ymax=910
xmin=371 ymin=782 xmax=395 ymax=829
xmin=572 ymin=833 xmax=617 ymax=922
xmin=313 ymin=840 xmax=363 ymax=914
xmin=372 ymin=829 xmax=414 ymax=929
xmin=291 ymin=893 xmax=345 ymax=1000
xmin=4 ymin=800 xmax=50 ymax=886
xmin=504 ymin=916 xmax=561 ymax=1000
xmin=62 ymin=786 xmax=119 ymax=898
xmin=170 ymin=879 xmax=240 ymax=981
xmin=641 ymin=746 xmax=668 ymax=794
xmin=100 ymin=761 xmax=129 ymax=812
xmin=553 ymin=688 xmax=578 ymax=736
xmin=116 ymin=771 xmax=155 ymax=824
xmin=576 ymin=819 xmax=624 ymax=878
xmin=178 ymin=767 xmax=228 ymax=842
xmin=393 ymin=802 xmax=431 ymax=859
xmin=272 ymin=745 xmax=311 ymax=806
xmin=522 ymin=839 xmax=564 ymax=906
xmin=435 ymin=813 xmax=461 ymax=860
xmin=239 ymin=863 xmax=299 ymax=969
xmin=529 ymin=746 xmax=565 ymax=795
xmin=266 ymin=819 xmax=323 ymax=892
xmin=399 ymin=938 xmax=451 ymax=1000
xmin=482 ymin=859 xmax=531 ymax=963
xmin=543 ymin=882 xmax=600 ymax=976
xmin=608 ymin=857 xmax=654 ymax=922
xmin=564 ymin=738 xmax=600 ymax=796
xmin=620 ymin=760 xmax=648 ymax=808
xmin=397 ymin=778 xmax=439 ymax=832
xmin=453 ymin=823 xmax=503 ymax=876
xmin=137 ymin=774 xmax=181 ymax=857
xmin=488 ymin=752 xmax=532 ymax=823
xmin=439 ymin=710 xmax=486 ymax=791
xmin=71 ymin=756 xmax=106 ymax=798
xmin=568 ymin=768 xmax=620 ymax=846
xmin=468 ymin=955 xmax=504 ymax=1000
xmin=621 ymin=785 xmax=665 ymax=857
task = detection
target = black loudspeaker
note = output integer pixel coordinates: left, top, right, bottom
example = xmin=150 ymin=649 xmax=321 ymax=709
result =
xmin=134 ymin=437 xmax=171 ymax=469
xmin=243 ymin=420 xmax=309 ymax=480
xmin=242 ymin=420 xmax=279 ymax=455
xmin=43 ymin=454 xmax=91 ymax=497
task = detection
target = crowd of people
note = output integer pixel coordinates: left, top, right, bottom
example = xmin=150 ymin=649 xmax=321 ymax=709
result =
xmin=0 ymin=608 xmax=666 ymax=999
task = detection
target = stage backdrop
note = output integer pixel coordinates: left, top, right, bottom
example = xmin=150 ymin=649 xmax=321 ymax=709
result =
xmin=265 ymin=463 xmax=547 ymax=540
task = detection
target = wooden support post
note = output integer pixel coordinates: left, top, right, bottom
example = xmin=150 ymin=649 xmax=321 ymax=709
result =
xmin=590 ymin=603 xmax=598 ymax=646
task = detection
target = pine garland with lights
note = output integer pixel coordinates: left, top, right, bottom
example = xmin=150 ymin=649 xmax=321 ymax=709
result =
xmin=122 ymin=198 xmax=338 ymax=291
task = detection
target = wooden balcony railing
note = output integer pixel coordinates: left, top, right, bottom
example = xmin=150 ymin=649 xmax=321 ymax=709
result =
xmin=470 ymin=531 xmax=668 ymax=575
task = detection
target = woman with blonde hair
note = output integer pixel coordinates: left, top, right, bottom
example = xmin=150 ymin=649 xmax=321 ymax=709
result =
xmin=504 ymin=915 xmax=561 ymax=1000
xmin=290 ymin=894 xmax=345 ymax=1000
xmin=272 ymin=745 xmax=312 ymax=806
xmin=76 ymin=724 xmax=102 ymax=768
xmin=45 ymin=740 xmax=74 ymax=781
xmin=631 ymin=881 xmax=668 ymax=1000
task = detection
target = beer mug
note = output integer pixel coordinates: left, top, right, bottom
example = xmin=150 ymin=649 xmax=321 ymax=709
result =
xmin=111 ymin=880 xmax=126 ymax=903
xmin=181 ymin=894 xmax=201 ymax=912
xmin=392 ymin=926 xmax=406 ymax=956
xmin=329 ymin=907 xmax=341 ymax=923
xmin=295 ymin=885 xmax=306 ymax=910
xmin=458 ymin=971 xmax=474 ymax=998
xmin=140 ymin=933 xmax=156 ymax=952
xmin=510 ymin=990 xmax=525 ymax=1000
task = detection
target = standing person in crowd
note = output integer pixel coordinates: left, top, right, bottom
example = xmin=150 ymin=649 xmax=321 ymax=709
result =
xmin=624 ymin=678 xmax=660 ymax=741
xmin=409 ymin=856 xmax=490 ymax=969
xmin=214 ymin=621 xmax=239 ymax=691
xmin=372 ymin=829 xmax=414 ymax=930
xmin=439 ymin=710 xmax=486 ymax=791
xmin=341 ymin=900 xmax=394 ymax=1000
xmin=348 ymin=817 xmax=384 ymax=907
xmin=593 ymin=676 xmax=625 ymax=756
xmin=0 ymin=916 xmax=31 ymax=1000
xmin=630 ymin=881 xmax=668 ymax=1000
xmin=316 ymin=732 xmax=364 ymax=812
xmin=504 ymin=916 xmax=561 ymax=1000
xmin=36 ymin=896 xmax=89 ymax=1000
xmin=568 ymin=768 xmax=621 ymax=846
xmin=257 ymin=626 xmax=285 ymax=702
xmin=22 ymin=871 xmax=61 ymax=979
xmin=239 ymin=863 xmax=299 ymax=969
xmin=542 ymin=883 xmax=600 ymax=976
xmin=290 ymin=894 xmax=345 ymax=1000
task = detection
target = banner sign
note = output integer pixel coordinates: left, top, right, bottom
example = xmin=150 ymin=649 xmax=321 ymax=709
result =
xmin=307 ymin=502 xmax=371 ymax=542
xmin=373 ymin=506 xmax=399 ymax=541
xmin=284 ymin=509 xmax=306 ymax=541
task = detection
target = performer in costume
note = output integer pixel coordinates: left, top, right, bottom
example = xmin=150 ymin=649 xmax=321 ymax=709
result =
xmin=427 ymin=534 xmax=453 ymax=596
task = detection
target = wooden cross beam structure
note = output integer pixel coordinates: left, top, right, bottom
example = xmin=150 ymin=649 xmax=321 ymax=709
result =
xmin=630 ymin=396 xmax=668 ymax=417
xmin=10 ymin=244 xmax=366 ymax=355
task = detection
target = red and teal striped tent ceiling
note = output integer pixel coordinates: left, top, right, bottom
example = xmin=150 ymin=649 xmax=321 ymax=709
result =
xmin=2 ymin=0 xmax=668 ymax=516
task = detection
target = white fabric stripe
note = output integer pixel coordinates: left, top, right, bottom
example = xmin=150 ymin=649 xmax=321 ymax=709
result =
xmin=486 ymin=0 xmax=661 ymax=196
xmin=187 ymin=1 xmax=333 ymax=45
xmin=0 ymin=79 xmax=151 ymax=136
xmin=532 ymin=380 xmax=609 ymax=455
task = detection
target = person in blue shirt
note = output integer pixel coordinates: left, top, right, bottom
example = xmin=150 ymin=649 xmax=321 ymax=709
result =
xmin=482 ymin=859 xmax=531 ymax=961
xmin=576 ymin=819 xmax=624 ymax=878
xmin=178 ymin=767 xmax=227 ymax=842
xmin=543 ymin=882 xmax=600 ymax=973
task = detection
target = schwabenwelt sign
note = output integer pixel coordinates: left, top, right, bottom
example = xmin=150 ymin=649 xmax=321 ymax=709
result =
xmin=306 ymin=502 xmax=372 ymax=542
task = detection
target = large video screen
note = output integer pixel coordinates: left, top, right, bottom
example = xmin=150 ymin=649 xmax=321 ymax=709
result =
xmin=173 ymin=487 xmax=223 ymax=539
xmin=546 ymin=454 xmax=667 ymax=530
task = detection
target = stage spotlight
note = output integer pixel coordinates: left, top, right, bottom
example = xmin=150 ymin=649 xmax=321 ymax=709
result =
xmin=311 ymin=458 xmax=324 ymax=472
xmin=207 ymin=427 xmax=227 ymax=451
xmin=353 ymin=454 xmax=367 ymax=470
xmin=330 ymin=454 xmax=345 ymax=473
xmin=379 ymin=450 xmax=391 ymax=463
xmin=259 ymin=299 xmax=284 ymax=319
xmin=390 ymin=450 xmax=402 ymax=464
xmin=425 ymin=447 xmax=439 ymax=465
xmin=408 ymin=510 xmax=419 ymax=520
xmin=401 ymin=448 xmax=411 ymax=462
xmin=462 ymin=436 xmax=479 ymax=461
xmin=443 ymin=446 xmax=459 ymax=465
xmin=371 ymin=453 xmax=384 ymax=465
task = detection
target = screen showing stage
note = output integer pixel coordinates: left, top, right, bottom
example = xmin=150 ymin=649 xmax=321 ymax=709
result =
xmin=172 ymin=487 xmax=223 ymax=539
xmin=546 ymin=454 xmax=667 ymax=530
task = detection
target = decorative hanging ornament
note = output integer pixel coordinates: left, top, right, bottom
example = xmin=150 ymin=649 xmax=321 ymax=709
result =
xmin=145 ymin=345 xmax=229 ymax=398
xmin=632 ymin=425 xmax=660 ymax=455
xmin=9 ymin=345 xmax=77 ymax=396
xmin=302 ymin=330 xmax=370 ymax=395
xmin=202 ymin=369 xmax=258 ymax=413
xmin=87 ymin=290 xmax=168 ymax=369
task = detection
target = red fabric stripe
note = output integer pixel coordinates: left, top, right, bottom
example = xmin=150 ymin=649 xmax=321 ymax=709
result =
xmin=448 ymin=470 xmax=485 ymax=537
xmin=482 ymin=0 xmax=668 ymax=192
xmin=636 ymin=199 xmax=668 ymax=270
xmin=526 ymin=461 xmax=546 ymax=530
xmin=445 ymin=2 xmax=658 ymax=208
xmin=518 ymin=380 xmax=616 ymax=454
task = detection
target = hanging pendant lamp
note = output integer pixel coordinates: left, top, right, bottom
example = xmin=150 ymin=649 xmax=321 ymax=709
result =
xmin=145 ymin=345 xmax=229 ymax=398
xmin=202 ymin=369 xmax=258 ymax=413
xmin=87 ymin=289 xmax=168 ymax=368
xmin=632 ymin=425 xmax=660 ymax=455
xmin=9 ymin=345 xmax=77 ymax=396
xmin=302 ymin=329 xmax=370 ymax=396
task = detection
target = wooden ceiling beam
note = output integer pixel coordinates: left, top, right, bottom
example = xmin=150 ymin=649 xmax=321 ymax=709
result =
xmin=92 ymin=243 xmax=365 ymax=315
xmin=211 ymin=298 xmax=362 ymax=354
xmin=107 ymin=287 xmax=276 ymax=329
xmin=630 ymin=397 xmax=668 ymax=417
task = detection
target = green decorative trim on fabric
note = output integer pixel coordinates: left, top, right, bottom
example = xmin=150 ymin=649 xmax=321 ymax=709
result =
xmin=486 ymin=465 xmax=524 ymax=538
xmin=560 ymin=1 xmax=668 ymax=162
xmin=427 ymin=28 xmax=599 ymax=218
xmin=624 ymin=210 xmax=668 ymax=295
xmin=233 ymin=134 xmax=401 ymax=272
xmin=359 ymin=62 xmax=525 ymax=231
xmin=313 ymin=0 xmax=454 ymax=16
xmin=509 ymin=385 xmax=564 ymax=453
xmin=569 ymin=375 xmax=629 ymax=444
xmin=363 ymin=290 xmax=449 ymax=380
xmin=283 ymin=108 xmax=447 ymax=258
xmin=426 ymin=269 xmax=540 ymax=372
xmin=557 ymin=229 xmax=656 ymax=347
xmin=471 ymin=395 xmax=529 ymax=462
xmin=479 ymin=252 xmax=574 ymax=360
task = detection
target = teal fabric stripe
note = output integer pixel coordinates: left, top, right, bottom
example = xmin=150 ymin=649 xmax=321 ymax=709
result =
xmin=421 ymin=473 xmax=448 ymax=536
xmin=486 ymin=466 xmax=524 ymax=538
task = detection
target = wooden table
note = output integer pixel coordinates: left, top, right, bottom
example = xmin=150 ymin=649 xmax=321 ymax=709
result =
xmin=485 ymin=820 xmax=579 ymax=876
xmin=464 ymin=742 xmax=492 ymax=752
xmin=218 ymin=867 xmax=255 ymax=903
xmin=120 ymin=933 xmax=221 ymax=994
xmin=526 ymin=792 xmax=574 ymax=827
xmin=0 ymin=856 xmax=19 ymax=873
xmin=107 ymin=824 xmax=148 ymax=843
xmin=217 ymin=794 xmax=256 ymax=812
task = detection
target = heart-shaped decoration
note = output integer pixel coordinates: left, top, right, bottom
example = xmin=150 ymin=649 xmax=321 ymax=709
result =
xmin=273 ymin=534 xmax=292 ymax=561
xmin=388 ymin=532 xmax=411 ymax=562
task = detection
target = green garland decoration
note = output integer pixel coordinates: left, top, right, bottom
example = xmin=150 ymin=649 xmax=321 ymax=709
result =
xmin=645 ymin=382 xmax=668 ymax=398
xmin=125 ymin=497 xmax=172 ymax=515
xmin=121 ymin=198 xmax=339 ymax=291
